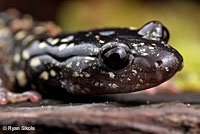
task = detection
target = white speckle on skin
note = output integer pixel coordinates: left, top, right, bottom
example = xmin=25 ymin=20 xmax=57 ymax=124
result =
xmin=50 ymin=70 xmax=57 ymax=77
xmin=152 ymin=43 xmax=156 ymax=46
xmin=79 ymin=69 xmax=82 ymax=72
xmin=165 ymin=67 xmax=169 ymax=71
xmin=85 ymin=57 xmax=95 ymax=60
xmin=139 ymin=79 xmax=144 ymax=83
xmin=161 ymin=41 xmax=165 ymax=44
xmin=38 ymin=42 xmax=47 ymax=49
xmin=132 ymin=43 xmax=138 ymax=47
xmin=68 ymin=43 xmax=75 ymax=47
xmin=72 ymin=72 xmax=79 ymax=77
xmin=56 ymin=63 xmax=59 ymax=66
xmin=13 ymin=53 xmax=21 ymax=63
xmin=140 ymin=42 xmax=145 ymax=45
xmin=99 ymin=31 xmax=115 ymax=36
xmin=58 ymin=44 xmax=67 ymax=51
xmin=108 ymin=72 xmax=115 ymax=79
xmin=30 ymin=58 xmax=41 ymax=68
xmin=132 ymin=69 xmax=137 ymax=76
xmin=108 ymin=83 xmax=118 ymax=89
xmin=99 ymin=40 xmax=105 ymax=44
xmin=60 ymin=35 xmax=74 ymax=42
xmin=88 ymin=63 xmax=93 ymax=67
xmin=40 ymin=71 xmax=49 ymax=80
xmin=51 ymin=38 xmax=59 ymax=45
xmin=151 ymin=37 xmax=160 ymax=41
xmin=84 ymin=60 xmax=89 ymax=63
xmin=84 ymin=72 xmax=90 ymax=77
xmin=95 ymin=82 xmax=99 ymax=86
xmin=66 ymin=62 xmax=72 ymax=68
xmin=60 ymin=81 xmax=66 ymax=88
xmin=136 ymin=84 xmax=140 ymax=88
xmin=165 ymin=44 xmax=170 ymax=48
xmin=88 ymin=47 xmax=93 ymax=51
xmin=76 ymin=62 xmax=80 ymax=67
xmin=121 ymin=74 xmax=126 ymax=77
xmin=152 ymin=31 xmax=157 ymax=36
xmin=22 ymin=50 xmax=30 ymax=60
xmin=47 ymin=38 xmax=53 ymax=43
xmin=141 ymin=53 xmax=149 ymax=56
xmin=127 ymin=78 xmax=131 ymax=81
xmin=100 ymin=83 xmax=104 ymax=86
xmin=149 ymin=46 xmax=154 ymax=50
xmin=139 ymin=48 xmax=146 ymax=52
xmin=16 ymin=70 xmax=27 ymax=87
xmin=132 ymin=69 xmax=137 ymax=74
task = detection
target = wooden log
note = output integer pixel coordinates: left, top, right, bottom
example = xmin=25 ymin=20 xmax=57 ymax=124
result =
xmin=0 ymin=93 xmax=200 ymax=134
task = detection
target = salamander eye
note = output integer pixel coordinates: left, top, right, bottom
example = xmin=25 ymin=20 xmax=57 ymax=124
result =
xmin=101 ymin=47 xmax=130 ymax=70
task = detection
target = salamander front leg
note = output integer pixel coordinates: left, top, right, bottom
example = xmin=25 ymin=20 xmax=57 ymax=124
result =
xmin=0 ymin=87 xmax=41 ymax=105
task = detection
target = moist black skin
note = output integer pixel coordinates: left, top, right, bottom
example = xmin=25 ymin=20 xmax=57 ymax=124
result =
xmin=0 ymin=12 xmax=183 ymax=101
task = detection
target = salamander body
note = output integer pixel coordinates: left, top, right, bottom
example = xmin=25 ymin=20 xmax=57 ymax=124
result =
xmin=0 ymin=11 xmax=183 ymax=104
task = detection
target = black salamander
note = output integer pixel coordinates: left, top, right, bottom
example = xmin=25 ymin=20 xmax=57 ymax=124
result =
xmin=0 ymin=12 xmax=183 ymax=104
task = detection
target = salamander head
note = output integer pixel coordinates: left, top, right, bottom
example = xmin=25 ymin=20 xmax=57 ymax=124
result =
xmin=71 ymin=21 xmax=183 ymax=94
xmin=23 ymin=21 xmax=183 ymax=95
xmin=60 ymin=21 xmax=183 ymax=94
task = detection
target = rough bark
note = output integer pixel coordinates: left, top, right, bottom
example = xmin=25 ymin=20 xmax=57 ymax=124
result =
xmin=0 ymin=92 xmax=200 ymax=134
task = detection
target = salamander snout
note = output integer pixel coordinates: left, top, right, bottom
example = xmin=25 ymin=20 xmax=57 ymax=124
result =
xmin=154 ymin=49 xmax=183 ymax=80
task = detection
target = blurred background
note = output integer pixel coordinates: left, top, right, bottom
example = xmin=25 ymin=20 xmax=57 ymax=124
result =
xmin=0 ymin=0 xmax=199 ymax=91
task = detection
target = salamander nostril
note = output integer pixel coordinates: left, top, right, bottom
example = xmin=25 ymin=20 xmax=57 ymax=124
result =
xmin=155 ymin=60 xmax=163 ymax=68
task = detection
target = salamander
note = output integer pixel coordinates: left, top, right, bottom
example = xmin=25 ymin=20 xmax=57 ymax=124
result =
xmin=0 ymin=10 xmax=183 ymax=104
